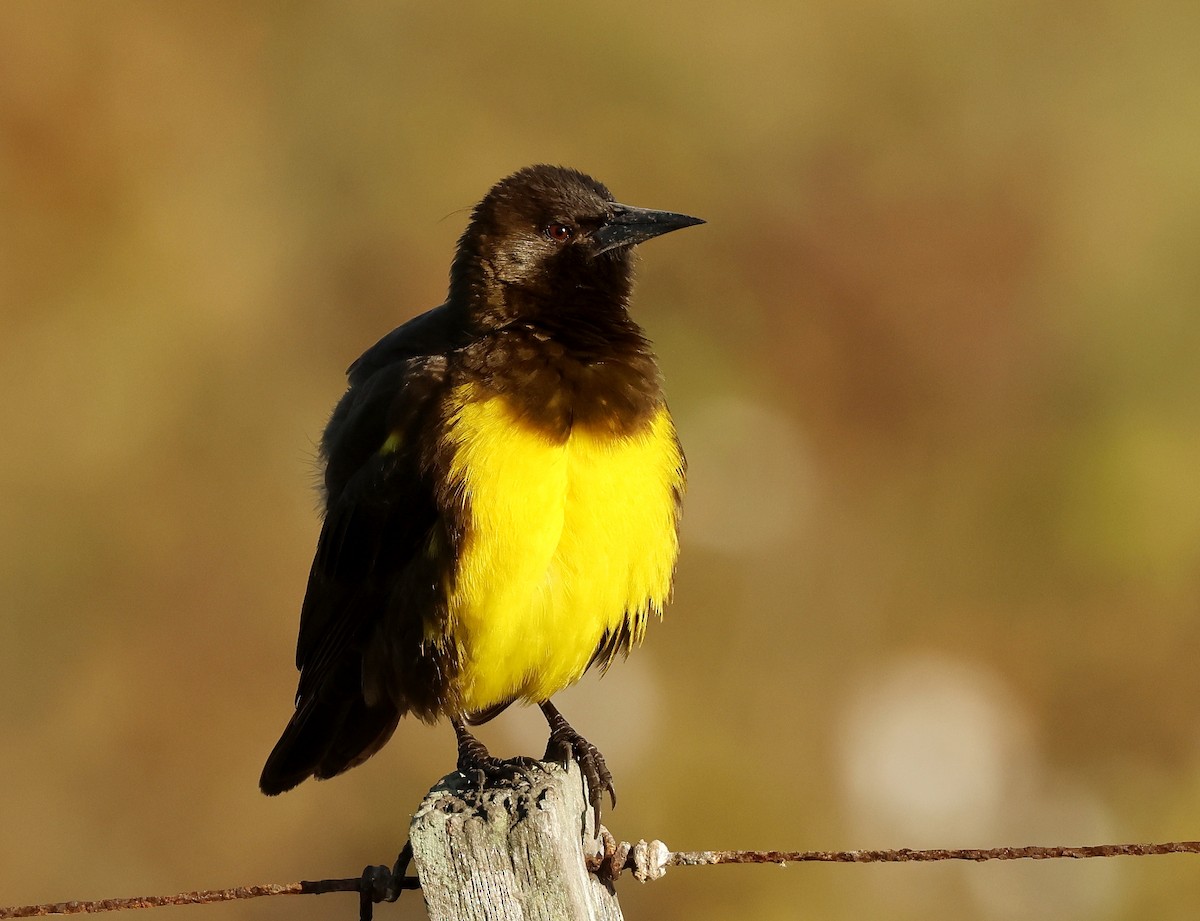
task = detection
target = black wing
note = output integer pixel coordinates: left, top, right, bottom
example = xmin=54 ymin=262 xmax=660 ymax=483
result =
xmin=260 ymin=305 xmax=460 ymax=795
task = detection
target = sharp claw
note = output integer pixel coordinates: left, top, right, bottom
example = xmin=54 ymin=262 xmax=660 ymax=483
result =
xmin=538 ymin=704 xmax=617 ymax=828
xmin=454 ymin=719 xmax=546 ymax=791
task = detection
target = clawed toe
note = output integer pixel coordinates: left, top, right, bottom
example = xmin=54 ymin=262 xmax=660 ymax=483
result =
xmin=453 ymin=717 xmax=543 ymax=789
xmin=454 ymin=708 xmax=618 ymax=828
xmin=463 ymin=753 xmax=543 ymax=789
xmin=540 ymin=701 xmax=617 ymax=829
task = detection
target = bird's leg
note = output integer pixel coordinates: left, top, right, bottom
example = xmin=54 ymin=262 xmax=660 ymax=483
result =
xmin=452 ymin=716 xmax=539 ymax=787
xmin=539 ymin=700 xmax=616 ymax=829
xmin=452 ymin=716 xmax=495 ymax=774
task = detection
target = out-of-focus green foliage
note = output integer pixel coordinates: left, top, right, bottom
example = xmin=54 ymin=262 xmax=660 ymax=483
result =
xmin=3 ymin=3 xmax=1199 ymax=919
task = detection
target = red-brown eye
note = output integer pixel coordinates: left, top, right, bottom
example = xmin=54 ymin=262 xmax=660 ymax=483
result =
xmin=544 ymin=222 xmax=574 ymax=243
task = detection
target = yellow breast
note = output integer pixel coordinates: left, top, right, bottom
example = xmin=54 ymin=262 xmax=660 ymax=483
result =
xmin=443 ymin=383 xmax=683 ymax=713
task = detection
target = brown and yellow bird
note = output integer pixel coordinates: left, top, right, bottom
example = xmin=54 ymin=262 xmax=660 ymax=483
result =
xmin=260 ymin=165 xmax=702 ymax=822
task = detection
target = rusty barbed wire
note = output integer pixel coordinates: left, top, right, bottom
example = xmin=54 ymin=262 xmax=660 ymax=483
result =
xmin=3 ymin=839 xmax=1199 ymax=918
xmin=587 ymin=833 xmax=1200 ymax=881
xmin=0 ymin=873 xmax=419 ymax=919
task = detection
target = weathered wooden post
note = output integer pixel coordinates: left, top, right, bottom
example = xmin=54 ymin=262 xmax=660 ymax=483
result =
xmin=409 ymin=761 xmax=623 ymax=920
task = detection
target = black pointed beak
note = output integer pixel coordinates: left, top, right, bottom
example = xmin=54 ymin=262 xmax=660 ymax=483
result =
xmin=592 ymin=203 xmax=705 ymax=255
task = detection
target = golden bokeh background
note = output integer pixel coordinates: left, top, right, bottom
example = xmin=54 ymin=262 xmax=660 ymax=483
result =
xmin=3 ymin=3 xmax=1200 ymax=919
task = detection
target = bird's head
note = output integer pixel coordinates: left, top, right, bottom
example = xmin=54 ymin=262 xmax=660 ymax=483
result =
xmin=450 ymin=165 xmax=703 ymax=326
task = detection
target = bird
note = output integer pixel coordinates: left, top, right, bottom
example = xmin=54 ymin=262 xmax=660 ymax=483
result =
xmin=259 ymin=165 xmax=703 ymax=825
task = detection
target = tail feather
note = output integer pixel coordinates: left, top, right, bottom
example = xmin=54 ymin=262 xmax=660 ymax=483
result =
xmin=316 ymin=697 xmax=402 ymax=780
xmin=260 ymin=695 xmax=401 ymax=795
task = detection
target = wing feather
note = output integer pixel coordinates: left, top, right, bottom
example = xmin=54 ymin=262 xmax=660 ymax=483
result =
xmin=260 ymin=310 xmax=458 ymax=794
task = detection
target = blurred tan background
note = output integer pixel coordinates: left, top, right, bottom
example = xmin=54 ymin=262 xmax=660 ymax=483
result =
xmin=3 ymin=2 xmax=1200 ymax=919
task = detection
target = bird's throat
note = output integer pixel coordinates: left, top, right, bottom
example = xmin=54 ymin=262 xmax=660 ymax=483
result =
xmin=458 ymin=319 xmax=662 ymax=440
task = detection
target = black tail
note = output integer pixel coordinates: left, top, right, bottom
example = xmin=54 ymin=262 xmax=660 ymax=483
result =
xmin=259 ymin=695 xmax=401 ymax=795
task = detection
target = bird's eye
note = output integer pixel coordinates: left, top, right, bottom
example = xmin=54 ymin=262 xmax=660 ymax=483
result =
xmin=544 ymin=222 xmax=574 ymax=244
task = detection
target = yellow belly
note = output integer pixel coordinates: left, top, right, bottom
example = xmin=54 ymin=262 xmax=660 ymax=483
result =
xmin=443 ymin=385 xmax=683 ymax=713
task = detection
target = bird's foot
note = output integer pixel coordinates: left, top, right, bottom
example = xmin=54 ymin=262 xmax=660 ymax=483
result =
xmin=453 ymin=717 xmax=541 ymax=789
xmin=540 ymin=701 xmax=616 ymax=830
